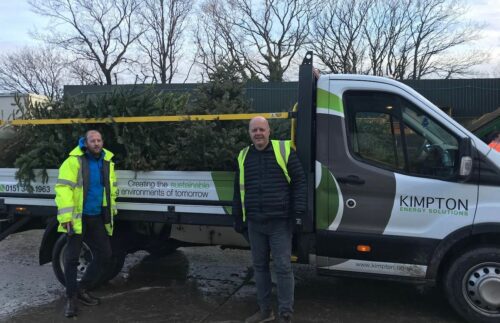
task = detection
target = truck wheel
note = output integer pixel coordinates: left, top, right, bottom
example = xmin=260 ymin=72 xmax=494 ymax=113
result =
xmin=98 ymin=253 xmax=126 ymax=284
xmin=444 ymin=246 xmax=500 ymax=323
xmin=146 ymin=241 xmax=179 ymax=257
xmin=52 ymin=234 xmax=123 ymax=288
xmin=52 ymin=234 xmax=93 ymax=287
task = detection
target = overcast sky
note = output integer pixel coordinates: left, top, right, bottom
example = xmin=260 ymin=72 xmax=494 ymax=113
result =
xmin=0 ymin=0 xmax=499 ymax=77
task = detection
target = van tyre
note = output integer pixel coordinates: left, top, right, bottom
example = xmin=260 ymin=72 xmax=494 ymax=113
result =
xmin=444 ymin=246 xmax=500 ymax=323
xmin=52 ymin=235 xmax=125 ymax=289
xmin=146 ymin=241 xmax=179 ymax=257
xmin=52 ymin=234 xmax=94 ymax=287
xmin=99 ymin=253 xmax=126 ymax=283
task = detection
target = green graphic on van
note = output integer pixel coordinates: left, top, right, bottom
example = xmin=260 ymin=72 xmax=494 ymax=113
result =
xmin=317 ymin=88 xmax=344 ymax=114
xmin=316 ymin=164 xmax=341 ymax=229
xmin=211 ymin=171 xmax=234 ymax=215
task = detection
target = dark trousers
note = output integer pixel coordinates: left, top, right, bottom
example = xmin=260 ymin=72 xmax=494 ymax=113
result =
xmin=64 ymin=216 xmax=112 ymax=297
xmin=248 ymin=219 xmax=294 ymax=316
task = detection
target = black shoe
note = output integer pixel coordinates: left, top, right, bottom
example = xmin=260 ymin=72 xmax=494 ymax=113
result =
xmin=64 ymin=296 xmax=78 ymax=318
xmin=244 ymin=310 xmax=275 ymax=323
xmin=279 ymin=312 xmax=293 ymax=323
xmin=77 ymin=290 xmax=100 ymax=306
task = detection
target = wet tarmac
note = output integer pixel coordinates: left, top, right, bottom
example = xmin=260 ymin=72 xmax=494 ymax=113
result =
xmin=0 ymin=230 xmax=465 ymax=322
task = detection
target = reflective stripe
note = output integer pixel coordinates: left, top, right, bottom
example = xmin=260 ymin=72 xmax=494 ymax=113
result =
xmin=73 ymin=213 xmax=82 ymax=219
xmin=56 ymin=179 xmax=77 ymax=188
xmin=279 ymin=140 xmax=286 ymax=162
xmin=237 ymin=147 xmax=250 ymax=221
xmin=58 ymin=207 xmax=73 ymax=215
xmin=271 ymin=140 xmax=291 ymax=184
xmin=76 ymin=157 xmax=83 ymax=187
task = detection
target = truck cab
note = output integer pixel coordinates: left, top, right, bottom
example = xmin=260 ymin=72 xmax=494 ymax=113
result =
xmin=296 ymin=55 xmax=500 ymax=322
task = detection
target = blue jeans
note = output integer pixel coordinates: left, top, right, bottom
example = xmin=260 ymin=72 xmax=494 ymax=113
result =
xmin=248 ymin=219 xmax=294 ymax=316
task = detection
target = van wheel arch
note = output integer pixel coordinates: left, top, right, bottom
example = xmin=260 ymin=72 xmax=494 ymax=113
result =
xmin=427 ymin=226 xmax=500 ymax=282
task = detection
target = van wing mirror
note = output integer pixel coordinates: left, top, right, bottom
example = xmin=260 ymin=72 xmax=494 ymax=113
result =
xmin=459 ymin=137 xmax=473 ymax=177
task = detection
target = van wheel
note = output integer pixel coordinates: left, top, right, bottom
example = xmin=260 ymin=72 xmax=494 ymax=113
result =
xmin=52 ymin=235 xmax=125 ymax=289
xmin=52 ymin=234 xmax=93 ymax=287
xmin=99 ymin=253 xmax=126 ymax=283
xmin=146 ymin=240 xmax=179 ymax=257
xmin=444 ymin=246 xmax=500 ymax=323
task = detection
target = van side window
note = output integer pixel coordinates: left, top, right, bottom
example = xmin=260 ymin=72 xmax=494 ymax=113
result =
xmin=344 ymin=91 xmax=459 ymax=179
xmin=352 ymin=111 xmax=405 ymax=170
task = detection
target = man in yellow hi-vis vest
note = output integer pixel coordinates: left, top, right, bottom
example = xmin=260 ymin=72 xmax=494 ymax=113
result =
xmin=233 ymin=116 xmax=306 ymax=323
xmin=55 ymin=130 xmax=117 ymax=318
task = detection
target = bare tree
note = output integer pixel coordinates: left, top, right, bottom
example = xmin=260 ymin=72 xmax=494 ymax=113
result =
xmin=311 ymin=0 xmax=373 ymax=74
xmin=404 ymin=0 xmax=482 ymax=79
xmin=383 ymin=0 xmax=484 ymax=80
xmin=430 ymin=50 xmax=490 ymax=79
xmin=68 ymin=60 xmax=106 ymax=85
xmin=198 ymin=0 xmax=316 ymax=81
xmin=195 ymin=1 xmax=253 ymax=81
xmin=138 ymin=0 xmax=193 ymax=84
xmin=0 ymin=46 xmax=68 ymax=100
xmin=310 ymin=0 xmax=485 ymax=79
xmin=29 ymin=0 xmax=143 ymax=85
xmin=364 ymin=0 xmax=410 ymax=76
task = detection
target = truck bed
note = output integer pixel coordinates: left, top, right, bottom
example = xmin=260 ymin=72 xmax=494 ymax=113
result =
xmin=0 ymin=168 xmax=235 ymax=224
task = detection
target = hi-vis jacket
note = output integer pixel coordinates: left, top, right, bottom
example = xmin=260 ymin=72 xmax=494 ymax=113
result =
xmin=55 ymin=146 xmax=118 ymax=236
xmin=233 ymin=140 xmax=306 ymax=224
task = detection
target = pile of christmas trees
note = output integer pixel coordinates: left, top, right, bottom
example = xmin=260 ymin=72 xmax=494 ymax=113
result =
xmin=0 ymin=65 xmax=290 ymax=189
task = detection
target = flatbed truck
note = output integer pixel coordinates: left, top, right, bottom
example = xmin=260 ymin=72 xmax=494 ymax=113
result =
xmin=1 ymin=53 xmax=499 ymax=323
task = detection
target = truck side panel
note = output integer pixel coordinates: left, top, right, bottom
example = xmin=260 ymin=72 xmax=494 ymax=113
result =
xmin=314 ymin=76 xmax=480 ymax=280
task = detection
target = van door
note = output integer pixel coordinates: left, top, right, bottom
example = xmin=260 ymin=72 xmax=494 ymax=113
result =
xmin=315 ymin=80 xmax=478 ymax=278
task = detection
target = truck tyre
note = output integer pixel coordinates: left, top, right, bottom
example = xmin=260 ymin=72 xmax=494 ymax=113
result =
xmin=52 ymin=235 xmax=124 ymax=288
xmin=52 ymin=234 xmax=93 ymax=287
xmin=146 ymin=240 xmax=179 ymax=257
xmin=444 ymin=246 xmax=500 ymax=323
xmin=98 ymin=253 xmax=126 ymax=284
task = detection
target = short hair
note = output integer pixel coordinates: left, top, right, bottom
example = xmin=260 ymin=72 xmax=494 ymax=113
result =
xmin=85 ymin=130 xmax=102 ymax=142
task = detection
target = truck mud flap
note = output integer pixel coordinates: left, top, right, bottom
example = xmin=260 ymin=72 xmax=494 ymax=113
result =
xmin=0 ymin=215 xmax=31 ymax=242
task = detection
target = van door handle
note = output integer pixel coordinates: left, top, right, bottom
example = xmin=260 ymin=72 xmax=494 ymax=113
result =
xmin=337 ymin=175 xmax=365 ymax=185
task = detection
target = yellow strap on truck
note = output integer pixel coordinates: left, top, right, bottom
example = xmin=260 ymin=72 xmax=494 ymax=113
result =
xmin=0 ymin=112 xmax=290 ymax=126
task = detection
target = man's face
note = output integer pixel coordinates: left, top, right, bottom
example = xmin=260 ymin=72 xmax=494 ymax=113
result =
xmin=86 ymin=131 xmax=103 ymax=156
xmin=249 ymin=117 xmax=270 ymax=150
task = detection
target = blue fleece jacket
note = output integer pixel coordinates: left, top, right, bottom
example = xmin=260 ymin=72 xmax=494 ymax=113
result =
xmin=79 ymin=137 xmax=104 ymax=216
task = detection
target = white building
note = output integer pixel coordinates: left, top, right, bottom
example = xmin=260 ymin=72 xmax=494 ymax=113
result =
xmin=0 ymin=92 xmax=48 ymax=139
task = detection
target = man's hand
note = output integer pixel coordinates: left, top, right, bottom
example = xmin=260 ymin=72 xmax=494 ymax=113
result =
xmin=233 ymin=218 xmax=247 ymax=234
xmin=63 ymin=222 xmax=74 ymax=236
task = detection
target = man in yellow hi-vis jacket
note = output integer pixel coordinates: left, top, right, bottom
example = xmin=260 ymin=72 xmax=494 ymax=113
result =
xmin=233 ymin=117 xmax=306 ymax=323
xmin=55 ymin=130 xmax=117 ymax=318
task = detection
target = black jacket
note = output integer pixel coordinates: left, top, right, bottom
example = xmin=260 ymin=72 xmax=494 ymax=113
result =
xmin=232 ymin=142 xmax=306 ymax=230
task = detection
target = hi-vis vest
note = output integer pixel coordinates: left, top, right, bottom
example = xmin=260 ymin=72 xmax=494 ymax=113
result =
xmin=237 ymin=140 xmax=291 ymax=221
xmin=489 ymin=141 xmax=500 ymax=152
xmin=55 ymin=146 xmax=118 ymax=236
